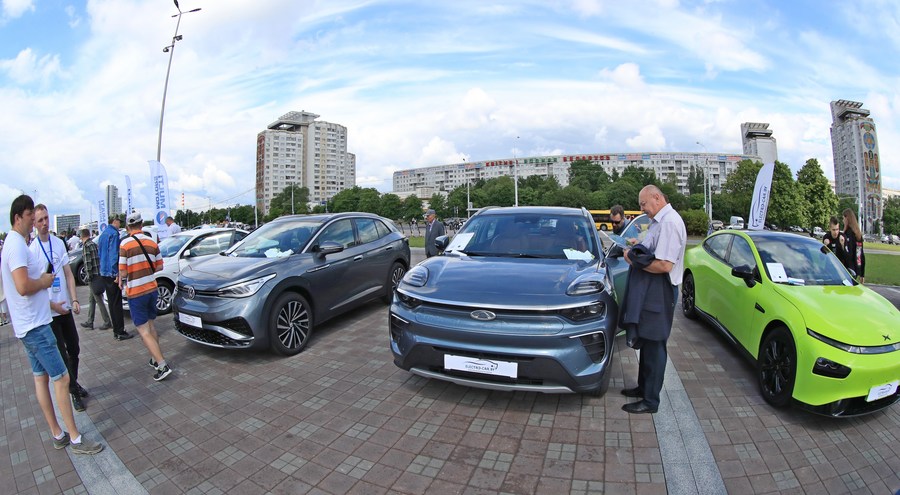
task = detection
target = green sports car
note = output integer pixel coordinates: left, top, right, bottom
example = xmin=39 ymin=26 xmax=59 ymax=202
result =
xmin=681 ymin=229 xmax=900 ymax=416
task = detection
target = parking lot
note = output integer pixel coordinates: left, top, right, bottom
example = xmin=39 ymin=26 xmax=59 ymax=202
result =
xmin=2 ymin=249 xmax=899 ymax=494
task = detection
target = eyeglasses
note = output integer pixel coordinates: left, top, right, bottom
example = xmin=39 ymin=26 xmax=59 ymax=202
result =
xmin=612 ymin=220 xmax=622 ymax=225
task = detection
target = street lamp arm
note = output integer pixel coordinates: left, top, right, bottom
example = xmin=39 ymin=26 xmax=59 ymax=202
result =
xmin=156 ymin=5 xmax=201 ymax=162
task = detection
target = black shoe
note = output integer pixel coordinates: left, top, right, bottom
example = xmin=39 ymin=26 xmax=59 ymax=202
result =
xmin=114 ymin=332 xmax=134 ymax=341
xmin=153 ymin=365 xmax=173 ymax=382
xmin=149 ymin=358 xmax=159 ymax=369
xmin=75 ymin=384 xmax=89 ymax=398
xmin=80 ymin=322 xmax=94 ymax=329
xmin=621 ymin=387 xmax=643 ymax=398
xmin=98 ymin=323 xmax=112 ymax=330
xmin=71 ymin=393 xmax=86 ymax=412
xmin=622 ymin=401 xmax=657 ymax=414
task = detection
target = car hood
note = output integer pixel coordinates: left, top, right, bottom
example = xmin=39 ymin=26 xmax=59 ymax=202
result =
xmin=403 ymin=255 xmax=603 ymax=308
xmin=775 ymin=284 xmax=900 ymax=346
xmin=179 ymin=254 xmax=290 ymax=287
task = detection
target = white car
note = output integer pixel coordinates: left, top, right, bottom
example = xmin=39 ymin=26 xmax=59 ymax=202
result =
xmin=111 ymin=228 xmax=249 ymax=314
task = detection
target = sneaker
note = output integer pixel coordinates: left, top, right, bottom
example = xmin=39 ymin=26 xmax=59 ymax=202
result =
xmin=70 ymin=439 xmax=104 ymax=455
xmin=52 ymin=432 xmax=70 ymax=450
xmin=80 ymin=321 xmax=94 ymax=329
xmin=71 ymin=393 xmax=86 ymax=412
xmin=75 ymin=383 xmax=90 ymax=398
xmin=114 ymin=332 xmax=134 ymax=341
xmin=149 ymin=358 xmax=159 ymax=369
xmin=153 ymin=365 xmax=173 ymax=382
xmin=98 ymin=323 xmax=112 ymax=330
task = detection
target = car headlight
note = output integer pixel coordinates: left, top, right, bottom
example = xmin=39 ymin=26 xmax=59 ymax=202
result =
xmin=402 ymin=265 xmax=429 ymax=287
xmin=807 ymin=328 xmax=900 ymax=354
xmin=566 ymin=275 xmax=607 ymax=296
xmin=218 ymin=274 xmax=277 ymax=298
xmin=396 ymin=290 xmax=423 ymax=309
xmin=559 ymin=302 xmax=606 ymax=322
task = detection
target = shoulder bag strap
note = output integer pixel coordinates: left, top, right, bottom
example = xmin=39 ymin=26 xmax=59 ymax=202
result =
xmin=131 ymin=234 xmax=157 ymax=273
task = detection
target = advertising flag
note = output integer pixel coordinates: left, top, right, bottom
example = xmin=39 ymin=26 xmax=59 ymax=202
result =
xmin=748 ymin=161 xmax=775 ymax=231
xmin=125 ymin=175 xmax=134 ymax=214
xmin=98 ymin=199 xmax=108 ymax=233
xmin=148 ymin=160 xmax=170 ymax=229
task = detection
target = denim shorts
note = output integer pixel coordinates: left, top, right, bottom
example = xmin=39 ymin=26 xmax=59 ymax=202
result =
xmin=130 ymin=291 xmax=159 ymax=327
xmin=19 ymin=324 xmax=68 ymax=381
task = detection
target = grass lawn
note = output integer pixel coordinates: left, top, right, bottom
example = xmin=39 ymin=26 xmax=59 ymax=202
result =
xmin=408 ymin=236 xmax=425 ymax=248
xmin=862 ymin=254 xmax=900 ymax=286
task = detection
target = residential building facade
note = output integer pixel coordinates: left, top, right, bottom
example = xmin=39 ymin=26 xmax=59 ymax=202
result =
xmin=741 ymin=122 xmax=778 ymax=164
xmin=830 ymin=100 xmax=882 ymax=233
xmin=255 ymin=111 xmax=357 ymax=215
xmin=392 ymin=152 xmax=756 ymax=198
xmin=106 ymin=185 xmax=123 ymax=217
xmin=54 ymin=214 xmax=81 ymax=235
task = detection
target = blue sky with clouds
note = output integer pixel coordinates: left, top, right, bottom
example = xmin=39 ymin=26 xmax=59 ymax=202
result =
xmin=1 ymin=0 xmax=899 ymax=232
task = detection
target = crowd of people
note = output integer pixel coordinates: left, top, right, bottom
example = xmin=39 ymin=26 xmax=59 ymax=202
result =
xmin=0 ymin=195 xmax=174 ymax=457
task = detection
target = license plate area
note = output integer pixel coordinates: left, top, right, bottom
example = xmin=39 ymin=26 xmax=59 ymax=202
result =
xmin=444 ymin=354 xmax=518 ymax=378
xmin=866 ymin=380 xmax=899 ymax=402
xmin=178 ymin=312 xmax=203 ymax=328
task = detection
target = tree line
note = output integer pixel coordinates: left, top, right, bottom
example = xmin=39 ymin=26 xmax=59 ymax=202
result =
xmin=171 ymin=159 xmax=900 ymax=237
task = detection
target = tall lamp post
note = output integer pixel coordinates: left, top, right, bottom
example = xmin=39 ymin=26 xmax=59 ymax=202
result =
xmin=696 ymin=141 xmax=711 ymax=221
xmin=513 ymin=136 xmax=520 ymax=207
xmin=157 ymin=0 xmax=201 ymax=162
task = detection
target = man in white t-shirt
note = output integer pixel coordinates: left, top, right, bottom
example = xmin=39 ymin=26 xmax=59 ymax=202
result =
xmin=165 ymin=216 xmax=181 ymax=236
xmin=32 ymin=204 xmax=89 ymax=412
xmin=0 ymin=195 xmax=103 ymax=455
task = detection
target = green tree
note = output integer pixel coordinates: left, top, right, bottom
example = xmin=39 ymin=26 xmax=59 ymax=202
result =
xmin=265 ymin=185 xmax=309 ymax=221
xmin=480 ymin=176 xmax=515 ymax=206
xmin=568 ymin=160 xmax=609 ymax=192
xmin=719 ymin=159 xmax=761 ymax=220
xmin=379 ymin=193 xmax=403 ymax=220
xmin=428 ymin=193 xmax=448 ymax=218
xmin=356 ymin=188 xmax=382 ymax=214
xmin=400 ymin=194 xmax=424 ymax=221
xmin=766 ymin=161 xmax=807 ymax=229
xmin=687 ymin=166 xmax=705 ymax=195
xmin=548 ymin=185 xmax=590 ymax=207
xmin=883 ymin=196 xmax=900 ymax=235
xmin=796 ymin=158 xmax=838 ymax=230
xmin=602 ymin=179 xmax=641 ymax=210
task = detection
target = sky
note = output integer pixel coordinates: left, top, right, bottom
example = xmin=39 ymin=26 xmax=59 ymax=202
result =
xmin=2 ymin=0 xmax=899 ymax=232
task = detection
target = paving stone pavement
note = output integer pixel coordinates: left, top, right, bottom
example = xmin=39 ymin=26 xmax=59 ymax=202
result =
xmin=1 ymin=250 xmax=899 ymax=494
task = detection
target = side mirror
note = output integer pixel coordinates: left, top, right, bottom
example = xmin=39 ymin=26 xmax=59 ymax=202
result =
xmin=435 ymin=235 xmax=450 ymax=251
xmin=607 ymin=244 xmax=625 ymax=258
xmin=315 ymin=241 xmax=344 ymax=258
xmin=731 ymin=264 xmax=757 ymax=288
xmin=182 ymin=249 xmax=192 ymax=258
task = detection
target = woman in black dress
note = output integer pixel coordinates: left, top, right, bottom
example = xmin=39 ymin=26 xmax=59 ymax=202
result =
xmin=842 ymin=209 xmax=865 ymax=284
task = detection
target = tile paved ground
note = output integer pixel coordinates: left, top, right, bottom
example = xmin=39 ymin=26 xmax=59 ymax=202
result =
xmin=1 ymin=253 xmax=898 ymax=494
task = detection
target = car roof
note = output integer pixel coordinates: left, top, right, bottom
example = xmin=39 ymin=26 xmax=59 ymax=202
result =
xmin=269 ymin=212 xmax=387 ymax=223
xmin=735 ymin=230 xmax=822 ymax=245
xmin=171 ymin=227 xmax=247 ymax=237
xmin=474 ymin=206 xmax=589 ymax=217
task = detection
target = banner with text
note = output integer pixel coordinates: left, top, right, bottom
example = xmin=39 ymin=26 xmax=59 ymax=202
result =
xmin=148 ymin=160 xmax=170 ymax=229
xmin=125 ymin=175 xmax=133 ymax=214
xmin=748 ymin=161 xmax=775 ymax=231
xmin=98 ymin=199 xmax=108 ymax=233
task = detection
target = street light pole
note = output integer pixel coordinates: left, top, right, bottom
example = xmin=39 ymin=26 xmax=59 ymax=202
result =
xmin=156 ymin=0 xmax=201 ymax=162
xmin=513 ymin=136 xmax=520 ymax=207
xmin=696 ymin=141 xmax=711 ymax=221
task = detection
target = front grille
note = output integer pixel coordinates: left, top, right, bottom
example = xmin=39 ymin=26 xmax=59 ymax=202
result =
xmin=219 ymin=317 xmax=254 ymax=338
xmin=176 ymin=282 xmax=219 ymax=297
xmin=175 ymin=319 xmax=252 ymax=348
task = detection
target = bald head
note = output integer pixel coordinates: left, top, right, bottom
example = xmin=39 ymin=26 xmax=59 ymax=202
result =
xmin=639 ymin=185 xmax=668 ymax=219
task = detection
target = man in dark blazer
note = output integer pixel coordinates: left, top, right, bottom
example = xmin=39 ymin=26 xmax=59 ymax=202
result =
xmin=424 ymin=209 xmax=445 ymax=258
xmin=621 ymin=185 xmax=687 ymax=414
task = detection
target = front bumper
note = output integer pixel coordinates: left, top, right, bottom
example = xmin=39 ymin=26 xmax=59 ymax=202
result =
xmin=172 ymin=283 xmax=268 ymax=350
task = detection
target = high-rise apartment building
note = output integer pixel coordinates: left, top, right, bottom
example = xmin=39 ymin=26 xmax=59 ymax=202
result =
xmin=255 ymin=111 xmax=357 ymax=214
xmin=106 ymin=185 xmax=123 ymax=216
xmin=741 ymin=123 xmax=778 ymax=164
xmin=830 ymin=100 xmax=882 ymax=233
xmin=54 ymin=214 xmax=80 ymax=235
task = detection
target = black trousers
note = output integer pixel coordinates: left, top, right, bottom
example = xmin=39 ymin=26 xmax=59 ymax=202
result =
xmin=50 ymin=312 xmax=80 ymax=393
xmin=99 ymin=276 xmax=126 ymax=336
xmin=637 ymin=338 xmax=667 ymax=409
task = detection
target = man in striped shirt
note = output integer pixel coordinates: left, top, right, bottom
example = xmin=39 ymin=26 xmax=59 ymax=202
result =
xmin=119 ymin=212 xmax=172 ymax=381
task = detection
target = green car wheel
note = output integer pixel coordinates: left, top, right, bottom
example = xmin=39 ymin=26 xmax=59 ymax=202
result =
xmin=758 ymin=327 xmax=796 ymax=408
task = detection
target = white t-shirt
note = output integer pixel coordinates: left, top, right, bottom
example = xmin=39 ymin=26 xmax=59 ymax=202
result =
xmin=166 ymin=222 xmax=182 ymax=236
xmin=0 ymin=231 xmax=52 ymax=338
xmin=30 ymin=235 xmax=72 ymax=317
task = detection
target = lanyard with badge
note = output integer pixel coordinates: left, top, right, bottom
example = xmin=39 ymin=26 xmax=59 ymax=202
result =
xmin=38 ymin=238 xmax=61 ymax=293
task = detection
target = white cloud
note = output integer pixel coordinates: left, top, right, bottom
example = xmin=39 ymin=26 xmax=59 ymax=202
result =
xmin=626 ymin=125 xmax=667 ymax=150
xmin=2 ymin=0 xmax=33 ymax=19
xmin=0 ymin=48 xmax=62 ymax=84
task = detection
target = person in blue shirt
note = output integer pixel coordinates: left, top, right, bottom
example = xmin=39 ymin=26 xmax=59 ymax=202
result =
xmin=97 ymin=216 xmax=133 ymax=341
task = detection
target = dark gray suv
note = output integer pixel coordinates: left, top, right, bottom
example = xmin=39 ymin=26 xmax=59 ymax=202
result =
xmin=173 ymin=212 xmax=410 ymax=355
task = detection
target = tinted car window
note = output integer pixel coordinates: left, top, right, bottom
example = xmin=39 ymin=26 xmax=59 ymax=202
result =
xmin=704 ymin=234 xmax=731 ymax=261
xmin=457 ymin=213 xmax=597 ymax=259
xmin=374 ymin=219 xmax=391 ymax=238
xmin=356 ymin=218 xmax=382 ymax=245
xmin=230 ymin=219 xmax=322 ymax=258
xmin=159 ymin=235 xmax=192 ymax=258
xmin=318 ymin=219 xmax=355 ymax=248
xmin=728 ymin=236 xmax=756 ymax=269
xmin=755 ymin=236 xmax=853 ymax=285
xmin=190 ymin=231 xmax=234 ymax=257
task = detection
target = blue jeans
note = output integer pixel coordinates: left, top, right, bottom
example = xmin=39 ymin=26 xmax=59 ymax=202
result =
xmin=19 ymin=324 xmax=68 ymax=381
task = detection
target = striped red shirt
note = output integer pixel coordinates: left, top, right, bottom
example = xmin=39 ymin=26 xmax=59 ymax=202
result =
xmin=118 ymin=233 xmax=163 ymax=298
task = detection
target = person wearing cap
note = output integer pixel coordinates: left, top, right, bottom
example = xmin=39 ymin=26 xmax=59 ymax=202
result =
xmin=99 ymin=215 xmax=133 ymax=340
xmin=120 ymin=212 xmax=172 ymax=381
xmin=424 ymin=209 xmax=445 ymax=258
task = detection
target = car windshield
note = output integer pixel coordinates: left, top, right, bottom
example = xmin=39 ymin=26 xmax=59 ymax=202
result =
xmin=158 ymin=234 xmax=192 ymax=258
xmin=755 ymin=236 xmax=855 ymax=286
xmin=447 ymin=212 xmax=598 ymax=260
xmin=227 ymin=219 xmax=322 ymax=258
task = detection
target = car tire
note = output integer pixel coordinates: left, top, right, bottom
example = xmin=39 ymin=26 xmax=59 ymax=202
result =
xmin=270 ymin=292 xmax=313 ymax=356
xmin=757 ymin=326 xmax=796 ymax=408
xmin=681 ymin=272 xmax=698 ymax=320
xmin=382 ymin=261 xmax=406 ymax=304
xmin=156 ymin=280 xmax=174 ymax=315
xmin=76 ymin=263 xmax=88 ymax=286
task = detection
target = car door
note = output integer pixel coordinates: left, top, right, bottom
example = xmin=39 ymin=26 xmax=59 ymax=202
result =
xmin=353 ymin=218 xmax=395 ymax=295
xmin=715 ymin=234 xmax=763 ymax=347
xmin=305 ymin=218 xmax=368 ymax=317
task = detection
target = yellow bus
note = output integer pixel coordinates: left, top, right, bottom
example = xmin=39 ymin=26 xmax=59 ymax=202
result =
xmin=589 ymin=209 xmax=642 ymax=231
